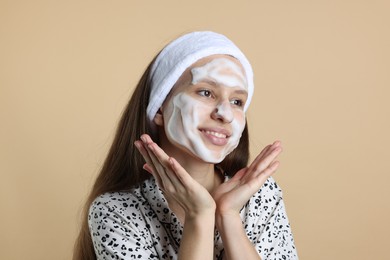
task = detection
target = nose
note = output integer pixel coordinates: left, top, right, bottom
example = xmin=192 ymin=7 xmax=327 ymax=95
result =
xmin=211 ymin=101 xmax=234 ymax=123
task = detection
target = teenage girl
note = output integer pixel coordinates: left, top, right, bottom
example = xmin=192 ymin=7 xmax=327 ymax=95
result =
xmin=74 ymin=31 xmax=297 ymax=260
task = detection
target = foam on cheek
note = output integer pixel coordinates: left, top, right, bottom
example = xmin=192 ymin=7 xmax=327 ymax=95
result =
xmin=165 ymin=92 xmax=245 ymax=163
xmin=191 ymin=58 xmax=247 ymax=89
xmin=229 ymin=113 xmax=245 ymax=151
xmin=166 ymin=93 xmax=213 ymax=161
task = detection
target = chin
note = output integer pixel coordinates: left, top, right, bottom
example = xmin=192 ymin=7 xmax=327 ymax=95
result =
xmin=196 ymin=150 xmax=227 ymax=164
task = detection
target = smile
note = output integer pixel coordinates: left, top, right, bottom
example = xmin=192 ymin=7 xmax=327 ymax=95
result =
xmin=199 ymin=128 xmax=231 ymax=141
xmin=203 ymin=130 xmax=227 ymax=139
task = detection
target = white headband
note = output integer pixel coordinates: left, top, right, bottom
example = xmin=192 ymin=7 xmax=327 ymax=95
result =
xmin=147 ymin=31 xmax=254 ymax=131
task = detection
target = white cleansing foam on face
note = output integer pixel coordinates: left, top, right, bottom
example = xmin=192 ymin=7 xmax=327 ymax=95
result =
xmin=164 ymin=58 xmax=248 ymax=163
xmin=165 ymin=93 xmax=245 ymax=163
xmin=191 ymin=58 xmax=247 ymax=89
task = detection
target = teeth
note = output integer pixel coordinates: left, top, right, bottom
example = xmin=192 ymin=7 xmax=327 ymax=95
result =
xmin=205 ymin=130 xmax=227 ymax=138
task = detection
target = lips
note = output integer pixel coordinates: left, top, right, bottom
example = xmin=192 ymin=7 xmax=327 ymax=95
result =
xmin=199 ymin=127 xmax=231 ymax=146
xmin=204 ymin=130 xmax=227 ymax=138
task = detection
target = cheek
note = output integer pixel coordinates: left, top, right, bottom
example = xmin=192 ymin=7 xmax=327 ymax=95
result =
xmin=182 ymin=97 xmax=213 ymax=123
xmin=230 ymin=111 xmax=246 ymax=140
xmin=164 ymin=93 xmax=209 ymax=129
xmin=234 ymin=111 xmax=246 ymax=127
xmin=192 ymin=104 xmax=212 ymax=121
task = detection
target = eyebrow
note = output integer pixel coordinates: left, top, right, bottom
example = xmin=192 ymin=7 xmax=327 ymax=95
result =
xmin=197 ymin=79 xmax=218 ymax=86
xmin=233 ymin=89 xmax=248 ymax=95
xmin=196 ymin=79 xmax=247 ymax=90
xmin=193 ymin=79 xmax=248 ymax=95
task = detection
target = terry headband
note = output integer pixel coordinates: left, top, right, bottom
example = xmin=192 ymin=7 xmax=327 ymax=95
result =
xmin=147 ymin=31 xmax=254 ymax=130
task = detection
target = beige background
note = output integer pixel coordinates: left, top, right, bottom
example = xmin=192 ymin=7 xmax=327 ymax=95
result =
xmin=1 ymin=0 xmax=389 ymax=259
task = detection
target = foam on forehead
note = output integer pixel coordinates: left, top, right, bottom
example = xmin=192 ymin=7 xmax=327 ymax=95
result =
xmin=191 ymin=57 xmax=248 ymax=89
xmin=147 ymin=31 xmax=254 ymax=132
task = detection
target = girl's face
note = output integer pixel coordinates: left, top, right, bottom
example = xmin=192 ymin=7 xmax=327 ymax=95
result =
xmin=158 ymin=55 xmax=248 ymax=163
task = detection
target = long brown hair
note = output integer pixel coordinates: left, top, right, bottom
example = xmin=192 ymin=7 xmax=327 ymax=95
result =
xmin=73 ymin=56 xmax=250 ymax=259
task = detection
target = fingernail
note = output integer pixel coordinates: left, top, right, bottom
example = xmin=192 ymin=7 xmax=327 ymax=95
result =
xmin=141 ymin=135 xmax=146 ymax=142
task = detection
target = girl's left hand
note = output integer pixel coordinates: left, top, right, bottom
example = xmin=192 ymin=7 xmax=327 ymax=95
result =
xmin=212 ymin=141 xmax=282 ymax=216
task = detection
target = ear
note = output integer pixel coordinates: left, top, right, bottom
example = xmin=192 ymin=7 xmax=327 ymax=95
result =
xmin=153 ymin=108 xmax=164 ymax=126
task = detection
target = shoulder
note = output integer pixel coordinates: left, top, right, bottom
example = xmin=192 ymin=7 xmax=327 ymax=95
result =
xmin=90 ymin=188 xmax=144 ymax=212
xmin=88 ymin=185 xmax=148 ymax=225
xmin=87 ymin=184 xmax=162 ymax=258
xmin=88 ymin=178 xmax=163 ymax=230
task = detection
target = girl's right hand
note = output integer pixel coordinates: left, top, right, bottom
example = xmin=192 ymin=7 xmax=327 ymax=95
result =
xmin=134 ymin=134 xmax=216 ymax=219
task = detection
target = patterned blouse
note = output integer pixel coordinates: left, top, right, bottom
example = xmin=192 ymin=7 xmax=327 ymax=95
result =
xmin=88 ymin=176 xmax=298 ymax=259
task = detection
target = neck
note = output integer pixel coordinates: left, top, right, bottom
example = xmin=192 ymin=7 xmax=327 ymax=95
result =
xmin=179 ymin=159 xmax=218 ymax=192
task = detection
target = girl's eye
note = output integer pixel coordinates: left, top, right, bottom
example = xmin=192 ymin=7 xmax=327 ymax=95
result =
xmin=231 ymin=99 xmax=243 ymax=107
xmin=198 ymin=90 xmax=212 ymax=97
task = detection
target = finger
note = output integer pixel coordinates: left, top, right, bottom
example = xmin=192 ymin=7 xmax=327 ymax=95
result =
xmin=256 ymin=144 xmax=272 ymax=161
xmin=168 ymin=157 xmax=195 ymax=188
xmin=142 ymin=163 xmax=165 ymax=188
xmin=247 ymin=145 xmax=282 ymax=179
xmin=255 ymin=146 xmax=282 ymax=175
xmin=147 ymin=142 xmax=170 ymax=164
xmin=248 ymin=142 xmax=276 ymax=173
xmin=136 ymin=139 xmax=170 ymax=190
xmin=140 ymin=134 xmax=173 ymax=174
xmin=134 ymin=140 xmax=149 ymax=159
xmin=139 ymin=134 xmax=161 ymax=166
xmin=134 ymin=141 xmax=163 ymax=186
xmin=256 ymin=160 xmax=280 ymax=182
xmin=140 ymin=135 xmax=188 ymax=194
xmin=153 ymin=151 xmax=185 ymax=192
xmin=142 ymin=163 xmax=153 ymax=174
xmin=256 ymin=140 xmax=281 ymax=162
xmin=146 ymin=143 xmax=172 ymax=187
xmin=139 ymin=135 xmax=169 ymax=179
xmin=252 ymin=141 xmax=281 ymax=167
xmin=140 ymin=134 xmax=154 ymax=145
xmin=135 ymin=140 xmax=155 ymax=164
xmin=134 ymin=140 xmax=157 ymax=173
xmin=230 ymin=167 xmax=248 ymax=182
xmin=246 ymin=160 xmax=280 ymax=192
xmin=140 ymin=135 xmax=171 ymax=169
xmin=141 ymin=135 xmax=201 ymax=194
xmin=147 ymin=143 xmax=188 ymax=194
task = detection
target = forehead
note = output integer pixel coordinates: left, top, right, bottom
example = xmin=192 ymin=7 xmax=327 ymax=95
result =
xmin=173 ymin=54 xmax=246 ymax=89
xmin=190 ymin=54 xmax=243 ymax=71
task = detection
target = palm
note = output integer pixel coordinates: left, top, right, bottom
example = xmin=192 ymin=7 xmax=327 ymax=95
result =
xmin=212 ymin=141 xmax=282 ymax=215
xmin=212 ymin=168 xmax=257 ymax=214
xmin=135 ymin=134 xmax=216 ymax=216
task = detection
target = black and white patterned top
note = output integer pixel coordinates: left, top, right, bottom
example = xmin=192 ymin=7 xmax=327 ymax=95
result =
xmin=88 ymin=176 xmax=298 ymax=259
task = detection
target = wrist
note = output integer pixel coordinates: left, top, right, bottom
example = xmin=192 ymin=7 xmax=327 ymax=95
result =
xmin=184 ymin=199 xmax=216 ymax=219
xmin=215 ymin=211 xmax=242 ymax=231
xmin=185 ymin=207 xmax=216 ymax=224
xmin=183 ymin=210 xmax=216 ymax=241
